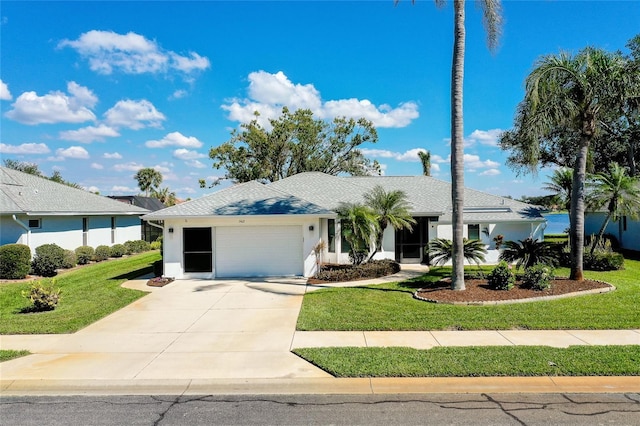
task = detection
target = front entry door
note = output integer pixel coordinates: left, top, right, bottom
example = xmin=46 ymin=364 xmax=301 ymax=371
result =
xmin=396 ymin=217 xmax=429 ymax=264
xmin=183 ymin=227 xmax=212 ymax=273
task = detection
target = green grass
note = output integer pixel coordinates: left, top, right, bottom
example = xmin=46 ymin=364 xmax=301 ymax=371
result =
xmin=0 ymin=349 xmax=30 ymax=363
xmin=297 ymin=258 xmax=640 ymax=331
xmin=294 ymin=345 xmax=640 ymax=377
xmin=0 ymin=251 xmax=160 ymax=334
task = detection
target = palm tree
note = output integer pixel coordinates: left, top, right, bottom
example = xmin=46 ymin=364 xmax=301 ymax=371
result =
xmin=335 ymin=202 xmax=378 ymax=265
xmin=401 ymin=0 xmax=502 ymax=291
xmin=418 ymin=150 xmax=431 ymax=176
xmin=152 ymin=187 xmax=177 ymax=206
xmin=500 ymin=48 xmax=632 ymax=281
xmin=543 ymin=168 xmax=573 ymax=211
xmin=586 ymin=162 xmax=640 ymax=254
xmin=363 ymin=185 xmax=416 ymax=261
xmin=134 ymin=167 xmax=163 ymax=197
xmin=499 ymin=238 xmax=557 ymax=270
xmin=427 ymin=238 xmax=488 ymax=267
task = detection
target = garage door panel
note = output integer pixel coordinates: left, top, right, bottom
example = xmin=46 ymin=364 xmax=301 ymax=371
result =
xmin=215 ymin=226 xmax=303 ymax=277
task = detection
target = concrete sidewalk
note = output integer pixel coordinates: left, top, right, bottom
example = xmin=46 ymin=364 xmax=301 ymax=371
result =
xmin=1 ymin=267 xmax=638 ymax=396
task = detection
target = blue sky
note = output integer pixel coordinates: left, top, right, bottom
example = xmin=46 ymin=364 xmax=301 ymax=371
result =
xmin=1 ymin=1 xmax=638 ymax=200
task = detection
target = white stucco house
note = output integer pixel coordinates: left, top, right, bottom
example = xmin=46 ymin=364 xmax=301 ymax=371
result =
xmin=143 ymin=172 xmax=546 ymax=279
xmin=0 ymin=167 xmax=149 ymax=253
xmin=585 ymin=212 xmax=640 ymax=252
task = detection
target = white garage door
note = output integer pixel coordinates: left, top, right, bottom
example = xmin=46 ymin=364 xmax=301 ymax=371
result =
xmin=215 ymin=226 xmax=303 ymax=277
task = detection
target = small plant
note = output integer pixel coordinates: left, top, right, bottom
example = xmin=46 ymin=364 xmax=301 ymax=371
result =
xmin=584 ymin=250 xmax=624 ymax=271
xmin=522 ymin=264 xmax=555 ymax=290
xmin=124 ymin=240 xmax=151 ymax=254
xmin=150 ymin=239 xmax=162 ymax=250
xmin=0 ymin=244 xmax=32 ymax=279
xmin=31 ymin=243 xmax=66 ymax=277
xmin=61 ymin=250 xmax=77 ymax=269
xmin=94 ymin=245 xmax=111 ymax=262
xmin=22 ymin=279 xmax=62 ymax=312
xmin=75 ymin=246 xmax=95 ymax=265
xmin=487 ymin=261 xmax=515 ymax=290
xmin=493 ymin=234 xmax=504 ymax=250
xmin=109 ymin=244 xmax=126 ymax=258
xmin=499 ymin=238 xmax=557 ymax=270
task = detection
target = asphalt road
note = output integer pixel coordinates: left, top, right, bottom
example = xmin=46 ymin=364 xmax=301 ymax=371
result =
xmin=1 ymin=393 xmax=639 ymax=425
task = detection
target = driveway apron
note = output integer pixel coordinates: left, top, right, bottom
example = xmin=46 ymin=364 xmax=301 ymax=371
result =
xmin=0 ymin=278 xmax=331 ymax=381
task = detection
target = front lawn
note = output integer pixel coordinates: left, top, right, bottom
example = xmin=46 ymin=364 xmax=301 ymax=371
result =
xmin=0 ymin=251 xmax=160 ymax=334
xmin=294 ymin=345 xmax=640 ymax=377
xmin=0 ymin=349 xmax=30 ymax=363
xmin=297 ymin=258 xmax=640 ymax=331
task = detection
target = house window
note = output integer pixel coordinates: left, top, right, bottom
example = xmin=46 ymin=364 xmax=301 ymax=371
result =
xmin=28 ymin=219 xmax=41 ymax=229
xmin=111 ymin=217 xmax=116 ymax=244
xmin=327 ymin=219 xmax=336 ymax=253
xmin=340 ymin=221 xmax=352 ymax=254
xmin=468 ymin=224 xmax=480 ymax=241
xmin=82 ymin=217 xmax=89 ymax=246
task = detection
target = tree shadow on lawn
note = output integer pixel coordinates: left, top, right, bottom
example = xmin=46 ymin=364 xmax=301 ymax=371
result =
xmin=109 ymin=265 xmax=154 ymax=282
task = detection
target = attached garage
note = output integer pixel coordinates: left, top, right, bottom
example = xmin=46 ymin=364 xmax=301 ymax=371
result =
xmin=215 ymin=226 xmax=303 ymax=277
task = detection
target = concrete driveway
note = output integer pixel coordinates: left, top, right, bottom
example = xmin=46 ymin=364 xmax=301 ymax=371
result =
xmin=0 ymin=277 xmax=331 ymax=381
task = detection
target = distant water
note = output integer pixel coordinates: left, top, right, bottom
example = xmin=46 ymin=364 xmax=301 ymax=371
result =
xmin=544 ymin=213 xmax=570 ymax=235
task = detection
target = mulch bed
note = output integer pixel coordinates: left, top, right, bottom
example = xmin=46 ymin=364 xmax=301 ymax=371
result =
xmin=146 ymin=277 xmax=174 ymax=287
xmin=416 ymin=278 xmax=613 ymax=305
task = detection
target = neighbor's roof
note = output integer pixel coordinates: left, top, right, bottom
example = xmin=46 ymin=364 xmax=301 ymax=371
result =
xmin=108 ymin=195 xmax=167 ymax=211
xmin=142 ymin=180 xmax=335 ymax=219
xmin=270 ymin=172 xmax=544 ymax=223
xmin=0 ymin=167 xmax=149 ymax=216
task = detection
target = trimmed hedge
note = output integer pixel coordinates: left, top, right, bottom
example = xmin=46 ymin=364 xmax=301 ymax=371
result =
xmin=584 ymin=250 xmax=625 ymax=271
xmin=31 ymin=243 xmax=65 ymax=277
xmin=0 ymin=244 xmax=32 ymax=279
xmin=95 ymin=245 xmax=110 ymax=262
xmin=75 ymin=246 xmax=95 ymax=265
xmin=109 ymin=244 xmax=126 ymax=258
xmin=315 ymin=259 xmax=400 ymax=282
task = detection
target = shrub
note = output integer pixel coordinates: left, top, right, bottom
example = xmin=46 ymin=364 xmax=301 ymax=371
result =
xmin=0 ymin=244 xmax=32 ymax=279
xmin=124 ymin=240 xmax=151 ymax=254
xmin=21 ymin=279 xmax=61 ymax=312
xmin=61 ymin=250 xmax=77 ymax=269
xmin=522 ymin=264 xmax=555 ymax=291
xmin=31 ymin=243 xmax=65 ymax=277
xmin=584 ymin=250 xmax=624 ymax=271
xmin=315 ymin=259 xmax=400 ymax=282
xmin=75 ymin=246 xmax=95 ymax=265
xmin=109 ymin=244 xmax=126 ymax=258
xmin=499 ymin=238 xmax=557 ymax=270
xmin=487 ymin=261 xmax=515 ymax=290
xmin=94 ymin=245 xmax=111 ymax=262
xmin=150 ymin=240 xmax=162 ymax=250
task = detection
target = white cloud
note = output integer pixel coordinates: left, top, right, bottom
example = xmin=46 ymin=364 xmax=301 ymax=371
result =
xmin=466 ymin=129 xmax=503 ymax=147
xmin=113 ymin=162 xmax=144 ymax=172
xmin=464 ymin=153 xmax=500 ymax=170
xmin=103 ymin=152 xmax=123 ymax=159
xmin=104 ymin=99 xmax=165 ymax=130
xmin=185 ymin=160 xmax=206 ymax=168
xmin=169 ymin=89 xmax=187 ymax=100
xmin=111 ymin=185 xmax=137 ymax=193
xmin=0 ymin=79 xmax=12 ymax=100
xmin=5 ymin=82 xmax=97 ymax=125
xmin=85 ymin=185 xmax=100 ymax=193
xmin=56 ymin=146 xmax=90 ymax=159
xmin=0 ymin=142 xmax=50 ymax=154
xmin=361 ymin=147 xmax=428 ymax=162
xmin=146 ymin=131 xmax=203 ymax=148
xmin=222 ymin=71 xmax=419 ymax=129
xmin=172 ymin=148 xmax=206 ymax=160
xmin=90 ymin=162 xmax=104 ymax=169
xmin=479 ymin=168 xmax=501 ymax=176
xmin=59 ymin=30 xmax=210 ymax=76
xmin=59 ymin=124 xmax=120 ymax=143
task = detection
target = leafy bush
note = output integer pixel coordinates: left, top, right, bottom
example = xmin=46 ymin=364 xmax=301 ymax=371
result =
xmin=109 ymin=244 xmax=126 ymax=258
xmin=315 ymin=260 xmax=400 ymax=282
xmin=522 ymin=264 xmax=555 ymax=291
xmin=94 ymin=245 xmax=111 ymax=262
xmin=21 ymin=279 xmax=61 ymax=312
xmin=124 ymin=240 xmax=151 ymax=254
xmin=499 ymin=238 xmax=557 ymax=270
xmin=150 ymin=239 xmax=162 ymax=250
xmin=31 ymin=243 xmax=65 ymax=277
xmin=584 ymin=250 xmax=624 ymax=271
xmin=487 ymin=261 xmax=515 ymax=290
xmin=61 ymin=250 xmax=77 ymax=269
xmin=75 ymin=246 xmax=95 ymax=265
xmin=0 ymin=244 xmax=32 ymax=279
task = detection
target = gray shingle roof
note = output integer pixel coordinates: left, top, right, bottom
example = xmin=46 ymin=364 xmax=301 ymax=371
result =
xmin=0 ymin=167 xmax=149 ymax=215
xmin=142 ymin=172 xmax=543 ymax=223
xmin=142 ymin=180 xmax=334 ymax=219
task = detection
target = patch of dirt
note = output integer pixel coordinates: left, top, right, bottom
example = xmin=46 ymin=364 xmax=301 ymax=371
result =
xmin=416 ymin=278 xmax=613 ymax=305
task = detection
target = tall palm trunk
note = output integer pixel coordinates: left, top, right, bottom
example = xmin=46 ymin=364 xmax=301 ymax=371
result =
xmin=450 ymin=0 xmax=466 ymax=290
xmin=569 ymin=133 xmax=591 ymax=281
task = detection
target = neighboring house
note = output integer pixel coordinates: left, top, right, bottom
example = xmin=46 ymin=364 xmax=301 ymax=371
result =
xmin=108 ymin=195 xmax=166 ymax=242
xmin=585 ymin=212 xmax=640 ymax=252
xmin=0 ymin=167 xmax=149 ymax=253
xmin=143 ymin=172 xmax=545 ymax=279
